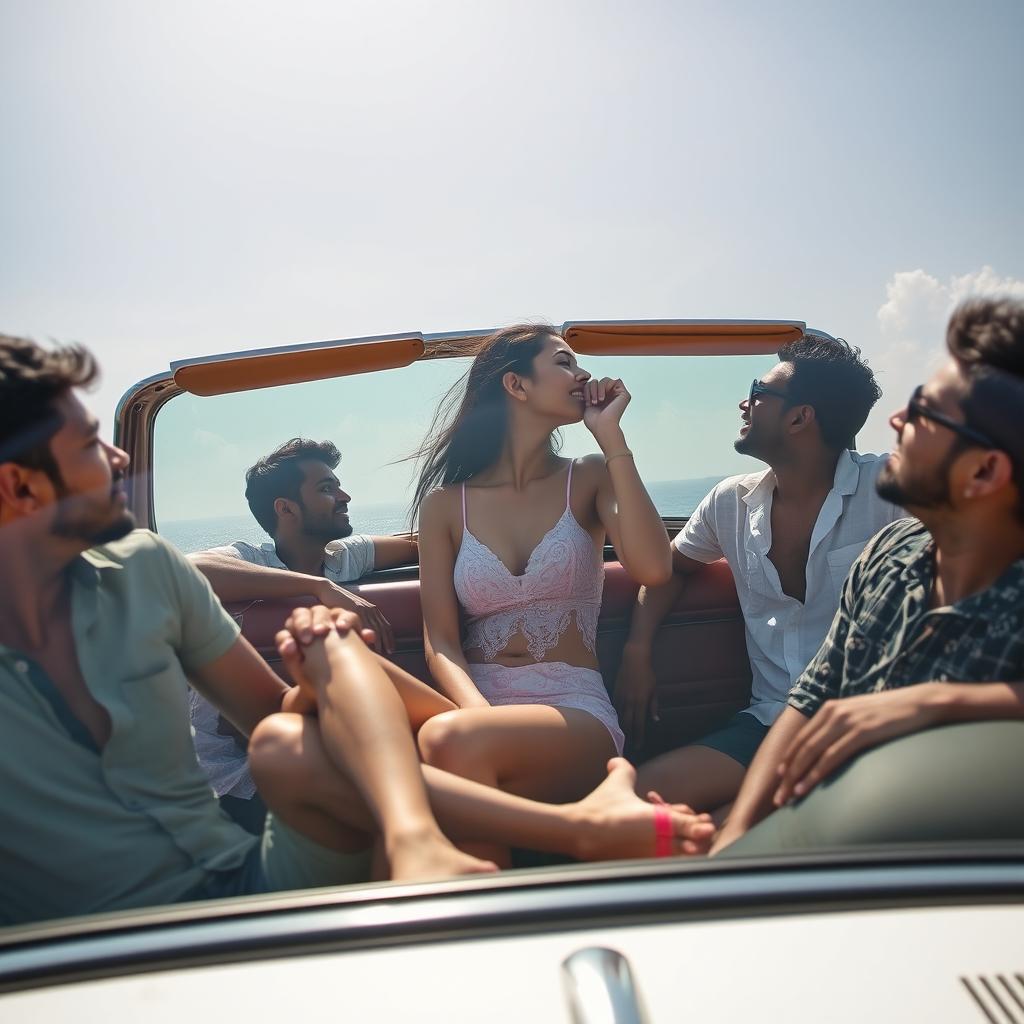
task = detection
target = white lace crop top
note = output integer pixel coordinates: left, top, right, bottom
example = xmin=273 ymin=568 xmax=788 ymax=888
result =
xmin=453 ymin=461 xmax=605 ymax=662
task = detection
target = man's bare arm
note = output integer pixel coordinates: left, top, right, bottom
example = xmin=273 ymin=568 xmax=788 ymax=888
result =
xmin=189 ymin=610 xmax=381 ymax=737
xmin=188 ymin=636 xmax=295 ymax=736
xmin=710 ymin=705 xmax=810 ymax=854
xmin=614 ymin=548 xmax=704 ymax=747
xmin=932 ymin=680 xmax=1024 ymax=719
xmin=625 ymin=548 xmax=703 ymax=646
xmin=773 ymin=681 xmax=1024 ymax=805
xmin=190 ymin=551 xmax=329 ymax=603
xmin=370 ymin=535 xmax=418 ymax=570
xmin=189 ymin=552 xmax=395 ymax=652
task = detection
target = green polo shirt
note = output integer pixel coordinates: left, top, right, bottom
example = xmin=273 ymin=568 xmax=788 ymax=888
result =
xmin=0 ymin=531 xmax=257 ymax=926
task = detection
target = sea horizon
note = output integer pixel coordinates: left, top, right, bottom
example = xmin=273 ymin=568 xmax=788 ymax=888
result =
xmin=161 ymin=475 xmax=726 ymax=555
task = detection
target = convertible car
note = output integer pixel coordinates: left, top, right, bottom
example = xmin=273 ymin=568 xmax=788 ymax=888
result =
xmin=1 ymin=321 xmax=1020 ymax=1022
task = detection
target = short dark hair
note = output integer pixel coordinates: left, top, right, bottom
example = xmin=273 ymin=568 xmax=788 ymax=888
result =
xmin=0 ymin=334 xmax=99 ymax=481
xmin=777 ymin=335 xmax=882 ymax=450
xmin=946 ymin=296 xmax=1024 ymax=520
xmin=244 ymin=438 xmax=341 ymax=536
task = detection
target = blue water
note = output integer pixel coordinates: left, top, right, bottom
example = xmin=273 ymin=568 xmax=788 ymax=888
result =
xmin=161 ymin=476 xmax=726 ymax=555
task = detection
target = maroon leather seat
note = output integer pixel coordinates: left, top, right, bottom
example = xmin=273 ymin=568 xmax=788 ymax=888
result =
xmin=226 ymin=559 xmax=751 ymax=758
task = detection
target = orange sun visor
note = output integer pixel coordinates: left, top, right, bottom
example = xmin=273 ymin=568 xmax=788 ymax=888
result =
xmin=563 ymin=320 xmax=806 ymax=356
xmin=171 ymin=334 xmax=426 ymax=397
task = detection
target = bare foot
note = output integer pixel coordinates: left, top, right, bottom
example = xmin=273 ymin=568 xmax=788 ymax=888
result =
xmin=387 ymin=827 xmax=499 ymax=882
xmin=571 ymin=758 xmax=716 ymax=861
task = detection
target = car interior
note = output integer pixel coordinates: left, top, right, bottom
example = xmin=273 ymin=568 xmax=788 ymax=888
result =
xmin=133 ymin=322 xmax=808 ymax=760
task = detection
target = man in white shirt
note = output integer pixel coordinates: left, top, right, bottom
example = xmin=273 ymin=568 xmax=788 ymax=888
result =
xmin=189 ymin=437 xmax=417 ymax=828
xmin=615 ymin=337 xmax=903 ymax=813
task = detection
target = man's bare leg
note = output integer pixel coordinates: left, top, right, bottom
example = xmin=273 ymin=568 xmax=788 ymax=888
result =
xmin=250 ymin=713 xmax=715 ymax=865
xmin=636 ymin=745 xmax=747 ymax=812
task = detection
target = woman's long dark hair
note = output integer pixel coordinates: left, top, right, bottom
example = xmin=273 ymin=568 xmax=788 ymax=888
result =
xmin=409 ymin=323 xmax=562 ymax=524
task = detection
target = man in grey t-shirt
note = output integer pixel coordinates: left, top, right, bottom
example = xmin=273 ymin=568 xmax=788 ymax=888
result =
xmin=191 ymin=437 xmax=417 ymax=644
xmin=189 ymin=438 xmax=418 ymax=826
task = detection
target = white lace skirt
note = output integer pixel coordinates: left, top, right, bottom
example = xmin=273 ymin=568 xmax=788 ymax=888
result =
xmin=467 ymin=661 xmax=625 ymax=755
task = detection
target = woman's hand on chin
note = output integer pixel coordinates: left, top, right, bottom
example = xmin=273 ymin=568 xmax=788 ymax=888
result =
xmin=582 ymin=377 xmax=631 ymax=444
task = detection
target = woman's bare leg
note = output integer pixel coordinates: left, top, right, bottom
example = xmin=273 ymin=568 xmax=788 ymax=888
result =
xmin=251 ymin=714 xmax=713 ymax=869
xmin=418 ymin=704 xmax=617 ymax=799
xmin=367 ymin=651 xmax=457 ymax=730
xmin=254 ymin=609 xmax=712 ymax=881
xmin=270 ymin=610 xmax=495 ymax=881
xmin=417 ymin=704 xmax=618 ymax=863
xmin=429 ymin=757 xmax=714 ymax=860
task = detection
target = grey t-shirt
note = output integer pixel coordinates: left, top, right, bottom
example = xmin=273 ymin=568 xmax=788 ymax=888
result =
xmin=206 ymin=536 xmax=375 ymax=582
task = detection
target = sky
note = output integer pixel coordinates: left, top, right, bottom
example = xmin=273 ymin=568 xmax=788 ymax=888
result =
xmin=3 ymin=0 xmax=1023 ymax=522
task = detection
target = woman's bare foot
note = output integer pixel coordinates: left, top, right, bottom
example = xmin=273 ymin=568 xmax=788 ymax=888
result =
xmin=571 ymin=758 xmax=716 ymax=861
xmin=386 ymin=827 xmax=499 ymax=882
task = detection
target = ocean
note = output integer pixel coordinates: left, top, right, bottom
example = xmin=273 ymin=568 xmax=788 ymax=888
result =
xmin=161 ymin=476 xmax=726 ymax=555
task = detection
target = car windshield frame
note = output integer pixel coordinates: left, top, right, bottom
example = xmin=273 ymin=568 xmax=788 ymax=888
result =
xmin=126 ymin=319 xmax=827 ymax=543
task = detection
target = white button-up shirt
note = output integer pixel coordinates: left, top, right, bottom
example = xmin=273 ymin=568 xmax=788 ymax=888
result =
xmin=673 ymin=451 xmax=904 ymax=725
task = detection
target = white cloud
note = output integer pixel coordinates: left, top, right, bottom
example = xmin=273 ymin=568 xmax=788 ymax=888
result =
xmin=877 ymin=264 xmax=1024 ymax=350
xmin=948 ymin=266 xmax=1024 ymax=306
xmin=876 ymin=269 xmax=948 ymax=340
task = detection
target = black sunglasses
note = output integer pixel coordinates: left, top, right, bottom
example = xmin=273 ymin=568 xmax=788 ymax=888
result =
xmin=748 ymin=379 xmax=788 ymax=406
xmin=906 ymin=385 xmax=996 ymax=449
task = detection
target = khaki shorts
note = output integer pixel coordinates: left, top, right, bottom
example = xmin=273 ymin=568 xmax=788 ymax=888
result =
xmin=259 ymin=812 xmax=373 ymax=892
xmin=194 ymin=813 xmax=373 ymax=901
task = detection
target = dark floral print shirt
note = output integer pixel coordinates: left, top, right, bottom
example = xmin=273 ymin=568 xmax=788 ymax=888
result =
xmin=789 ymin=518 xmax=1024 ymax=717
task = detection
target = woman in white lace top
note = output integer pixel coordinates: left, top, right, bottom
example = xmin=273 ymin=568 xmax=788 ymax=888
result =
xmin=412 ymin=324 xmax=672 ymax=862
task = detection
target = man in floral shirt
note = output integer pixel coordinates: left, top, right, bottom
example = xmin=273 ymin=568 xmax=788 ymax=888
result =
xmin=714 ymin=297 xmax=1024 ymax=854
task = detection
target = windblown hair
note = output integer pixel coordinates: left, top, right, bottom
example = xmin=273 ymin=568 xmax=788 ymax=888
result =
xmin=245 ymin=437 xmax=341 ymax=536
xmin=946 ymin=296 xmax=1024 ymax=519
xmin=947 ymin=296 xmax=1024 ymax=376
xmin=0 ymin=334 xmax=99 ymax=480
xmin=778 ymin=335 xmax=882 ymax=450
xmin=409 ymin=324 xmax=562 ymax=524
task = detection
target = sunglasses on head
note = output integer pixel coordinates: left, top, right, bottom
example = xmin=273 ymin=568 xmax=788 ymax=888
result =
xmin=905 ymin=385 xmax=996 ymax=449
xmin=748 ymin=379 xmax=788 ymax=406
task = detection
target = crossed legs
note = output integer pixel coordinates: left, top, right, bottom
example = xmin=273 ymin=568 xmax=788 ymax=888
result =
xmin=257 ymin=610 xmax=495 ymax=880
xmin=416 ymin=704 xmax=618 ymax=864
xmin=252 ymin=716 xmax=711 ymax=870
xmin=250 ymin=611 xmax=713 ymax=882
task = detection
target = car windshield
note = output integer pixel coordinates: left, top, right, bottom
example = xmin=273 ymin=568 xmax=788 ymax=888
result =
xmin=154 ymin=351 xmax=778 ymax=550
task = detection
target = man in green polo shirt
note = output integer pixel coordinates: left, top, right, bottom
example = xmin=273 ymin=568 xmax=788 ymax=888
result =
xmin=712 ymin=297 xmax=1024 ymax=855
xmin=0 ymin=335 xmax=715 ymax=926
